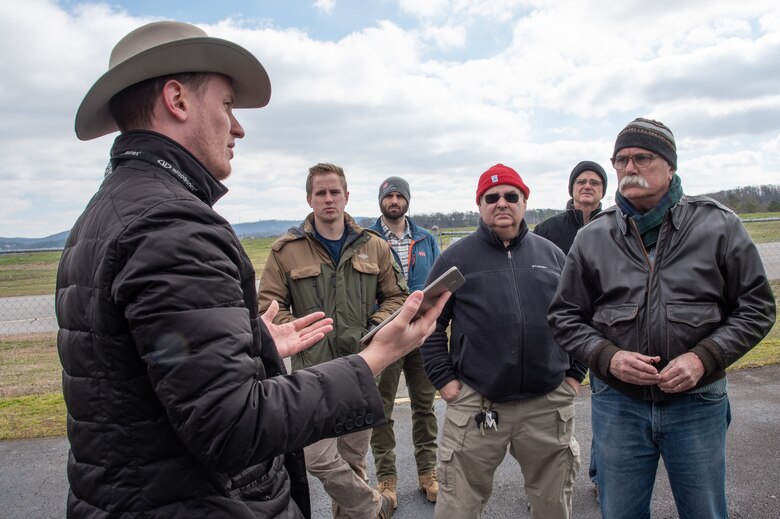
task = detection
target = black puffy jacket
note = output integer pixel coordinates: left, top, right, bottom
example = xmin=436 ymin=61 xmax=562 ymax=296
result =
xmin=56 ymin=131 xmax=384 ymax=518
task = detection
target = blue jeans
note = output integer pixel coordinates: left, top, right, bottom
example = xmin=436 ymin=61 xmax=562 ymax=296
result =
xmin=588 ymin=371 xmax=597 ymax=484
xmin=591 ymin=376 xmax=731 ymax=519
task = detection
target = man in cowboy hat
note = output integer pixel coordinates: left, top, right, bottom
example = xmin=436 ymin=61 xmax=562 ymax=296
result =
xmin=57 ymin=20 xmax=447 ymax=518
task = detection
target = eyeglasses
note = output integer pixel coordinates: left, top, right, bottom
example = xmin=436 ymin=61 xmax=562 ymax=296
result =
xmin=483 ymin=192 xmax=521 ymax=204
xmin=574 ymin=179 xmax=603 ymax=187
xmin=611 ymin=153 xmax=657 ymax=169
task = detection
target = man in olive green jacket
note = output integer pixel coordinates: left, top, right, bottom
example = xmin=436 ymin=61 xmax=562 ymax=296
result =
xmin=259 ymin=162 xmax=406 ymax=518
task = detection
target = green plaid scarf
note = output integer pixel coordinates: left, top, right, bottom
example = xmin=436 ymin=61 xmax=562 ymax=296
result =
xmin=615 ymin=174 xmax=683 ymax=249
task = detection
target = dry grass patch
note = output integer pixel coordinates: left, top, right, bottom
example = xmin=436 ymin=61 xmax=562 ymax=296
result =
xmin=0 ymin=393 xmax=66 ymax=440
xmin=0 ymin=333 xmax=65 ymax=439
xmin=0 ymin=333 xmax=60 ymax=398
xmin=0 ymin=252 xmax=60 ymax=297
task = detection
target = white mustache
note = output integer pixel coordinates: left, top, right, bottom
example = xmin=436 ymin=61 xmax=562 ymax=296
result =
xmin=619 ymin=175 xmax=650 ymax=190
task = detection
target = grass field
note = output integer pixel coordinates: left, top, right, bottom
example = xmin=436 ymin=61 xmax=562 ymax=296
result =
xmin=0 ymin=251 xmax=61 ymax=297
xmin=0 ymin=216 xmax=778 ymax=439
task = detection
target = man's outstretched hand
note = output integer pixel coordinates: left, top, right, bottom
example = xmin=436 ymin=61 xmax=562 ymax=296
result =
xmin=261 ymin=300 xmax=334 ymax=358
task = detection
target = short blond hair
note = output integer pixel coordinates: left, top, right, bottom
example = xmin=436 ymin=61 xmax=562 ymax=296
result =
xmin=306 ymin=163 xmax=347 ymax=196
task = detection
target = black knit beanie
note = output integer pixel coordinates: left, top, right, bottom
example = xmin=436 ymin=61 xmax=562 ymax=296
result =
xmin=378 ymin=176 xmax=411 ymax=203
xmin=568 ymin=160 xmax=608 ymax=197
xmin=613 ymin=118 xmax=677 ymax=170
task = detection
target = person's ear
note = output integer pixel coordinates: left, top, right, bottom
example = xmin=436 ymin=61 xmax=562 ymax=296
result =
xmin=160 ymin=79 xmax=189 ymax=122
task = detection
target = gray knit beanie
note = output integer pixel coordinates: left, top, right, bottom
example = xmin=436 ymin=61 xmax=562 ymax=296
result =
xmin=378 ymin=176 xmax=411 ymax=203
xmin=613 ymin=118 xmax=677 ymax=170
xmin=568 ymin=160 xmax=607 ymax=196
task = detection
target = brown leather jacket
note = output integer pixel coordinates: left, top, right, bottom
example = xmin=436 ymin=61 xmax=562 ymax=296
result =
xmin=549 ymin=195 xmax=776 ymax=401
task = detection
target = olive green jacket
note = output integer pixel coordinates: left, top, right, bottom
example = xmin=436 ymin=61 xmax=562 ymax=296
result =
xmin=259 ymin=213 xmax=408 ymax=370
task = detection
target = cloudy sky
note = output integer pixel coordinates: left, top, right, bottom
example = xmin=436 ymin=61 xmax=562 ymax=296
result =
xmin=2 ymin=0 xmax=780 ymax=238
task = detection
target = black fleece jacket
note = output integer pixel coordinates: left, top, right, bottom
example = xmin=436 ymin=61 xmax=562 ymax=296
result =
xmin=421 ymin=219 xmax=587 ymax=403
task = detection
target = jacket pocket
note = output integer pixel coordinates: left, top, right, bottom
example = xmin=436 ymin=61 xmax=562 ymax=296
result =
xmin=289 ymin=264 xmax=322 ymax=279
xmin=227 ymin=458 xmax=288 ymax=514
xmin=592 ymin=304 xmax=639 ymax=352
xmin=288 ymin=264 xmax=324 ymax=315
xmin=350 ymin=257 xmax=380 ymax=325
xmin=666 ymin=302 xmax=721 ymax=356
xmin=350 ymin=257 xmax=380 ymax=275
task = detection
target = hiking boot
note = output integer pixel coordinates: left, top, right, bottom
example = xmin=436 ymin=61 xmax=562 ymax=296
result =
xmin=377 ymin=493 xmax=394 ymax=518
xmin=418 ymin=469 xmax=438 ymax=503
xmin=376 ymin=477 xmax=398 ymax=509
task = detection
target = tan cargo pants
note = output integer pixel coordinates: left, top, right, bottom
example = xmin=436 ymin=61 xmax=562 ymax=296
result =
xmin=434 ymin=381 xmax=580 ymax=519
xmin=304 ymin=428 xmax=383 ymax=518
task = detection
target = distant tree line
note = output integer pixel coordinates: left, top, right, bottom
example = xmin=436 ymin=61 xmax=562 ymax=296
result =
xmin=702 ymin=184 xmax=780 ymax=213
xmin=379 ymin=184 xmax=780 ymax=231
xmin=402 ymin=209 xmax=564 ymax=229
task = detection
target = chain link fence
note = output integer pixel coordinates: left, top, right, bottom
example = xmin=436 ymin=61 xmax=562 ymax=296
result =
xmin=2 ymin=226 xmax=779 ymax=337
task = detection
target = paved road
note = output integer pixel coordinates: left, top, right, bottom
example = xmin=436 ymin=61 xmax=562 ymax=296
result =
xmin=2 ymin=365 xmax=779 ymax=518
xmin=757 ymin=242 xmax=780 ymax=280
xmin=0 ymin=294 xmax=57 ymax=334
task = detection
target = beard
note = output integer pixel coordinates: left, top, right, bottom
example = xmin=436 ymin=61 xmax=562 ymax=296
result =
xmin=380 ymin=203 xmax=407 ymax=220
xmin=619 ymin=175 xmax=649 ymax=191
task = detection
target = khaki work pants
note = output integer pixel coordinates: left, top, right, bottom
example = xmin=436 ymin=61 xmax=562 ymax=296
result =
xmin=434 ymin=382 xmax=580 ymax=519
xmin=304 ymin=428 xmax=382 ymax=518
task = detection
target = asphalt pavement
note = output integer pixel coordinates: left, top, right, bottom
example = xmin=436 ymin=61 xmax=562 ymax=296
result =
xmin=2 ymin=365 xmax=779 ymax=518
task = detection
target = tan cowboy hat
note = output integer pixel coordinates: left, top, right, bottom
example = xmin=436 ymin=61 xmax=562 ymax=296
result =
xmin=75 ymin=20 xmax=271 ymax=141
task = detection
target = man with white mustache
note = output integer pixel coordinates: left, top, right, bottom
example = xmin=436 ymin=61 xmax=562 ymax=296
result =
xmin=549 ymin=118 xmax=776 ymax=519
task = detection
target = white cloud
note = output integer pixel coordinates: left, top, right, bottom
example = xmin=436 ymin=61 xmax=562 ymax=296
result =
xmin=313 ymin=0 xmax=336 ymax=15
xmin=397 ymin=0 xmax=450 ymax=20
xmin=1 ymin=0 xmax=780 ymax=237
xmin=422 ymin=23 xmax=466 ymax=49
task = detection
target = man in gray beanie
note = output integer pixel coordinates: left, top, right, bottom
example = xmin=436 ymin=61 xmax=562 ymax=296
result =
xmin=549 ymin=117 xmax=776 ymax=518
xmin=535 ymin=160 xmax=608 ymax=255
xmin=370 ymin=176 xmax=441 ymax=509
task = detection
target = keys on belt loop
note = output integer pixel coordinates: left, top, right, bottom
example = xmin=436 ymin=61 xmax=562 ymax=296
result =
xmin=474 ymin=396 xmax=499 ymax=435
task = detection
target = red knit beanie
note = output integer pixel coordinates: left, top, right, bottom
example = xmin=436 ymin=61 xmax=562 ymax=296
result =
xmin=475 ymin=164 xmax=530 ymax=204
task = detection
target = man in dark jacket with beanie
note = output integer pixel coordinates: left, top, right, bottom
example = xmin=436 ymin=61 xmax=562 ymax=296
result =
xmin=422 ymin=164 xmax=584 ymax=518
xmin=535 ymin=160 xmax=608 ymax=254
xmin=533 ymin=159 xmax=607 ymax=500
xmin=56 ymin=20 xmax=447 ymax=519
xmin=549 ymin=118 xmax=776 ymax=519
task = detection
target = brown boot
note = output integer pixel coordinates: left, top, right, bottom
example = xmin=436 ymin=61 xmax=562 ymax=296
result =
xmin=418 ymin=469 xmax=438 ymax=503
xmin=376 ymin=477 xmax=398 ymax=509
xmin=376 ymin=493 xmax=394 ymax=518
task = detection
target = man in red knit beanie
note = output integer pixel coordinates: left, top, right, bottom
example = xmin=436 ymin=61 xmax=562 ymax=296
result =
xmin=421 ymin=163 xmax=584 ymax=518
